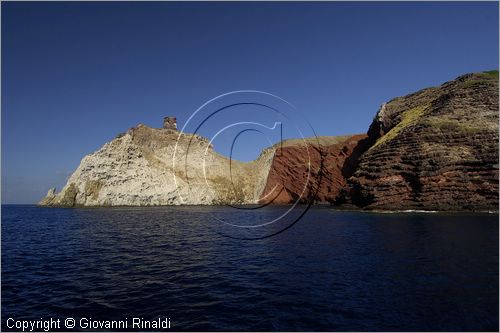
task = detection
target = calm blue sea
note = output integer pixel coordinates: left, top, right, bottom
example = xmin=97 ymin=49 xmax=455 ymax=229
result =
xmin=2 ymin=205 xmax=498 ymax=331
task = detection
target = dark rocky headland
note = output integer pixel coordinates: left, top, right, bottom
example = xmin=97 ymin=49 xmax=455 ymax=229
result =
xmin=40 ymin=71 xmax=499 ymax=211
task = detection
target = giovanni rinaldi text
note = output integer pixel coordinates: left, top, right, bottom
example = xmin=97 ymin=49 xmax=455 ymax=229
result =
xmin=6 ymin=317 xmax=172 ymax=331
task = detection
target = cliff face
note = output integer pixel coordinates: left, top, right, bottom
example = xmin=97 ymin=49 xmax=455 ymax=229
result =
xmin=40 ymin=124 xmax=275 ymax=206
xmin=345 ymin=71 xmax=499 ymax=210
xmin=258 ymin=135 xmax=368 ymax=204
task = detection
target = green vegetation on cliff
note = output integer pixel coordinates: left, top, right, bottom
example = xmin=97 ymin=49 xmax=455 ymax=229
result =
xmin=371 ymin=104 xmax=430 ymax=150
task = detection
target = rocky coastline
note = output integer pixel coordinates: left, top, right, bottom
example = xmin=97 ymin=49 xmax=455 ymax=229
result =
xmin=39 ymin=71 xmax=499 ymax=211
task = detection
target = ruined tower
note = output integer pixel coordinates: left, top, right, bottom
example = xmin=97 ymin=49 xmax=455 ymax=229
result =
xmin=163 ymin=116 xmax=177 ymax=130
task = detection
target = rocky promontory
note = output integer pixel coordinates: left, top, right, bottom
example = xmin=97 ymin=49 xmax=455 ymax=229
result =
xmin=344 ymin=71 xmax=499 ymax=211
xmin=40 ymin=71 xmax=499 ymax=210
xmin=40 ymin=118 xmax=275 ymax=206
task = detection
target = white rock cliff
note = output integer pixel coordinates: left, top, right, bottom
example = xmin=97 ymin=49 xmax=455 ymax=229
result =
xmin=39 ymin=123 xmax=276 ymax=206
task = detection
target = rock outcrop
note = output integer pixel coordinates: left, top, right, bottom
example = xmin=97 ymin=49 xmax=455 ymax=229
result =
xmin=38 ymin=188 xmax=56 ymax=206
xmin=344 ymin=71 xmax=499 ymax=210
xmin=39 ymin=124 xmax=275 ymax=206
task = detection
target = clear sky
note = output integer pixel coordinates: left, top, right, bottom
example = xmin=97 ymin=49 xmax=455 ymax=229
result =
xmin=2 ymin=2 xmax=498 ymax=204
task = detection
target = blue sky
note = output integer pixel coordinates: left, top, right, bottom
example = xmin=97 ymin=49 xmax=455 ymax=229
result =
xmin=2 ymin=2 xmax=498 ymax=204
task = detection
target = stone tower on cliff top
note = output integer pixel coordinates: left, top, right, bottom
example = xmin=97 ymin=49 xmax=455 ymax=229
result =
xmin=163 ymin=116 xmax=177 ymax=130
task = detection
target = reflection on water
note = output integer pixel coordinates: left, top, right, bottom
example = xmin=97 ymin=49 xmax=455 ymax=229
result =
xmin=2 ymin=205 xmax=498 ymax=331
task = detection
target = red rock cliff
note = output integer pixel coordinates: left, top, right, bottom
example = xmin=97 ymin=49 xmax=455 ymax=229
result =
xmin=345 ymin=71 xmax=499 ymax=211
xmin=259 ymin=71 xmax=499 ymax=211
xmin=259 ymin=134 xmax=368 ymax=204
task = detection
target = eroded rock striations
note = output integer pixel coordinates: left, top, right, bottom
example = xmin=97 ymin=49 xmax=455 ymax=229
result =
xmin=258 ymin=135 xmax=368 ymax=204
xmin=40 ymin=71 xmax=499 ymax=210
xmin=344 ymin=71 xmax=499 ymax=210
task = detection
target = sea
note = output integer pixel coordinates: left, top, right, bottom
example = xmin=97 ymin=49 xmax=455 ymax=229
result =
xmin=2 ymin=205 xmax=498 ymax=331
